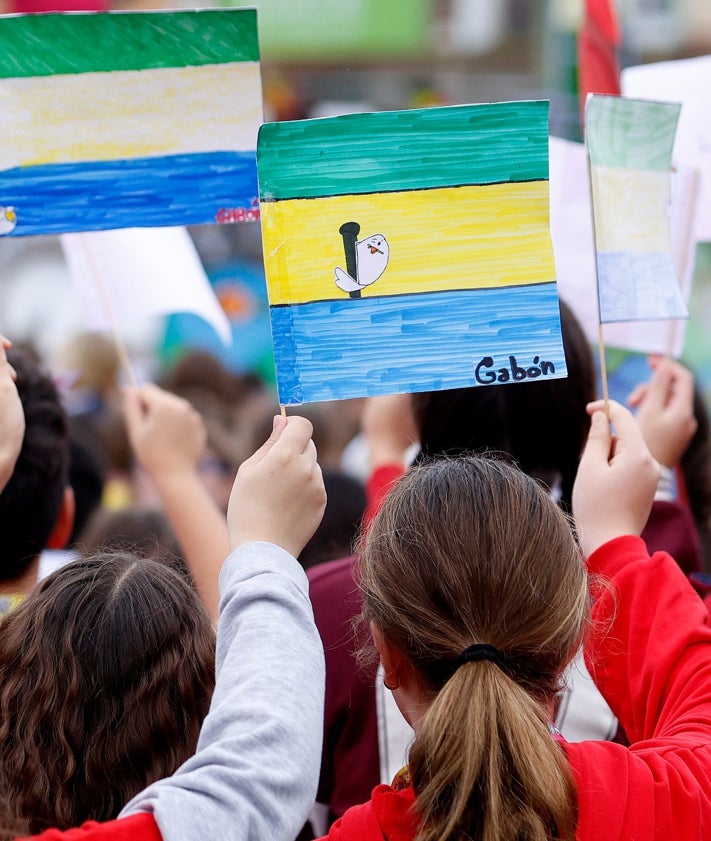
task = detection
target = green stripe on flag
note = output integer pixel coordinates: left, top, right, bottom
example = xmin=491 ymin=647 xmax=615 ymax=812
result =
xmin=586 ymin=95 xmax=681 ymax=171
xmin=258 ymin=100 xmax=549 ymax=200
xmin=0 ymin=9 xmax=259 ymax=78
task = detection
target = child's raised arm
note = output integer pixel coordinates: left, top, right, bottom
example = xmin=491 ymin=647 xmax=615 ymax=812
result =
xmin=565 ymin=400 xmax=711 ymax=839
xmin=123 ymin=383 xmax=231 ymax=621
xmin=0 ymin=337 xmax=25 ymax=494
xmin=361 ymin=394 xmax=417 ymax=472
xmin=18 ymin=416 xmax=328 ymax=841
xmin=116 ymin=415 xmax=327 ymax=841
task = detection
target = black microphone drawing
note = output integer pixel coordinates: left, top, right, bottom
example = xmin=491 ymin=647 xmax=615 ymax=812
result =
xmin=335 ymin=221 xmax=389 ymax=298
xmin=339 ymin=221 xmax=361 ymax=299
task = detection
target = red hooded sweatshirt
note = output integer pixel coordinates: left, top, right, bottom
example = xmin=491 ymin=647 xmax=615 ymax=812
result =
xmin=320 ymin=536 xmax=711 ymax=841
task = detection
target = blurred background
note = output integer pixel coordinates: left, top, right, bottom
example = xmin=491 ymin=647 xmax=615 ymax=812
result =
xmin=0 ymin=0 xmax=710 ymax=402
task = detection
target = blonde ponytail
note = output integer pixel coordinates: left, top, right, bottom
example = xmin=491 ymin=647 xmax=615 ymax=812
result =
xmin=410 ymin=663 xmax=576 ymax=841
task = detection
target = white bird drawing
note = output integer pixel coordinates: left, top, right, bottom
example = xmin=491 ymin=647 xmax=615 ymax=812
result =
xmin=335 ymin=233 xmax=389 ymax=293
xmin=0 ymin=206 xmax=17 ymax=236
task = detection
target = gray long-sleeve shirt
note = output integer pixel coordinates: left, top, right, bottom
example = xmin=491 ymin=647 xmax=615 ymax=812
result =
xmin=120 ymin=541 xmax=326 ymax=841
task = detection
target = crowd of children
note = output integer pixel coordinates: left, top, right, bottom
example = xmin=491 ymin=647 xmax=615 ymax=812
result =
xmin=0 ymin=307 xmax=710 ymax=841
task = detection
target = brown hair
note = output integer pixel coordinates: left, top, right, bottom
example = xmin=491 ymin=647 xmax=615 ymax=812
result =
xmin=358 ymin=456 xmax=589 ymax=841
xmin=0 ymin=552 xmax=216 ymax=838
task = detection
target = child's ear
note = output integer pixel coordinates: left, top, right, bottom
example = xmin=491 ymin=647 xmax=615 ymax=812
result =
xmin=46 ymin=487 xmax=76 ymax=550
xmin=371 ymin=622 xmax=405 ymax=690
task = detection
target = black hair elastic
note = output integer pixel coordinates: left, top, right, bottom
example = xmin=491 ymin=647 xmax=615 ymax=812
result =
xmin=429 ymin=643 xmax=507 ymax=685
xmin=455 ymin=643 xmax=505 ymax=669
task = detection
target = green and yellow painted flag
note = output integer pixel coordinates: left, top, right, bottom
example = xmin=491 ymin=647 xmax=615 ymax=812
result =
xmin=258 ymin=101 xmax=567 ymax=405
xmin=586 ymin=94 xmax=687 ymax=322
xmin=0 ymin=9 xmax=261 ymax=237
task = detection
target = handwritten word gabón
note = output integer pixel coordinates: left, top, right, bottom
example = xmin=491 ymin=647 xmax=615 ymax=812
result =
xmin=474 ymin=355 xmax=555 ymax=385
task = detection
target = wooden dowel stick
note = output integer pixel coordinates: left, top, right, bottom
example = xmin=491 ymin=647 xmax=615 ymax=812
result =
xmin=597 ymin=321 xmax=610 ymax=419
xmin=83 ymin=237 xmax=138 ymax=388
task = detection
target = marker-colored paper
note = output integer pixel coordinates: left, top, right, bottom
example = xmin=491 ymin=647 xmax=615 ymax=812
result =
xmin=0 ymin=9 xmax=261 ymax=237
xmin=258 ymin=101 xmax=567 ymax=404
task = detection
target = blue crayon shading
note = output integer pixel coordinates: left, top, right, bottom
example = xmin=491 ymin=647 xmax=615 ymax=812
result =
xmin=596 ymin=250 xmax=688 ymax=322
xmin=0 ymin=150 xmax=258 ymax=236
xmin=271 ymin=282 xmax=567 ymax=404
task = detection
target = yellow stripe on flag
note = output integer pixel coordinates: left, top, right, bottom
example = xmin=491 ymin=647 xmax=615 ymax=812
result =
xmin=262 ymin=180 xmax=555 ymax=305
xmin=1 ymin=63 xmax=261 ymax=168
xmin=590 ymin=166 xmax=672 ymax=253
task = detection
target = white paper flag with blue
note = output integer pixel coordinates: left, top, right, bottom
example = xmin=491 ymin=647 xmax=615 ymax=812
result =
xmin=586 ymin=94 xmax=688 ymax=323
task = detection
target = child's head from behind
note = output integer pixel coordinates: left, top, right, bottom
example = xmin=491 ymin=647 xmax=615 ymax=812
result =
xmin=0 ymin=348 xmax=70 ymax=583
xmin=359 ymin=456 xmax=588 ymax=841
xmin=0 ymin=552 xmax=216 ymax=837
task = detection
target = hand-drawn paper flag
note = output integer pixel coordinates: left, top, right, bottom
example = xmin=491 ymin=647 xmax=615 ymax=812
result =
xmin=0 ymin=9 xmax=261 ymax=237
xmin=586 ymin=94 xmax=687 ymax=323
xmin=258 ymin=101 xmax=568 ymax=405
xmin=550 ymin=135 xmax=698 ymax=357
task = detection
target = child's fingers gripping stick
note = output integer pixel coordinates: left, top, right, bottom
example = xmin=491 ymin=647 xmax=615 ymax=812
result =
xmin=240 ymin=414 xmax=288 ymax=467
xmin=228 ymin=415 xmax=327 ymax=559
xmin=573 ymin=400 xmax=660 ymax=558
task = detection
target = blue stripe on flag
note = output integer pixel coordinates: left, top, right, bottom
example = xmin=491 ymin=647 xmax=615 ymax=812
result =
xmin=271 ymin=283 xmax=567 ymax=404
xmin=0 ymin=151 xmax=258 ymax=236
xmin=596 ymin=250 xmax=688 ymax=323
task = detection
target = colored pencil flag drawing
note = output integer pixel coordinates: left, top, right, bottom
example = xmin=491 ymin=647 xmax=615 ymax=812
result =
xmin=0 ymin=9 xmax=261 ymax=237
xmin=586 ymin=94 xmax=687 ymax=323
xmin=258 ymin=101 xmax=568 ymax=405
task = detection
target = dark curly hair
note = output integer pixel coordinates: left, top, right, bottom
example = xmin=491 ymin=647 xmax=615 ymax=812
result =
xmin=0 ymin=552 xmax=216 ymax=837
